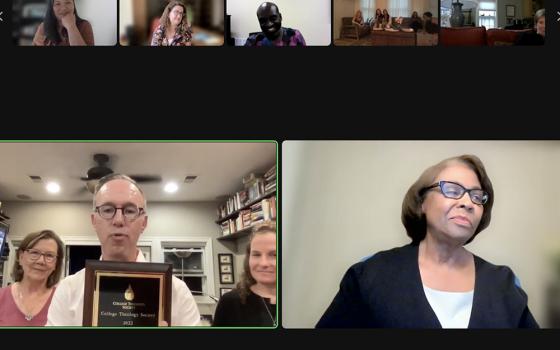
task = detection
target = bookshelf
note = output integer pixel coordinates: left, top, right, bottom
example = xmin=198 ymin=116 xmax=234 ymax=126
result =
xmin=216 ymin=164 xmax=276 ymax=241
xmin=217 ymin=225 xmax=252 ymax=242
xmin=215 ymin=190 xmax=276 ymax=225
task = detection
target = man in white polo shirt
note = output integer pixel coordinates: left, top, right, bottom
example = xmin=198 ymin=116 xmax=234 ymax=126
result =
xmin=47 ymin=174 xmax=200 ymax=326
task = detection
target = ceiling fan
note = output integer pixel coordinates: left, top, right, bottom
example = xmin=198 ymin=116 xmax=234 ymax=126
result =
xmin=79 ymin=153 xmax=162 ymax=194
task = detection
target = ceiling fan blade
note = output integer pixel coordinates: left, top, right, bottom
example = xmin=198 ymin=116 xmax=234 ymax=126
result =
xmin=73 ymin=186 xmax=91 ymax=197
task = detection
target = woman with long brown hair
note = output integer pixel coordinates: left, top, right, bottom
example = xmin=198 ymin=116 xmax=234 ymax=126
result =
xmin=213 ymin=223 xmax=276 ymax=326
xmin=151 ymin=1 xmax=192 ymax=46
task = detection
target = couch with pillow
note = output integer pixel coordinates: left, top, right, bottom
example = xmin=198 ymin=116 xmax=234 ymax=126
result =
xmin=371 ymin=16 xmax=438 ymax=46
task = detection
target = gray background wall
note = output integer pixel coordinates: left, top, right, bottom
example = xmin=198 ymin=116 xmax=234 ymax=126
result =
xmin=2 ymin=200 xmax=242 ymax=295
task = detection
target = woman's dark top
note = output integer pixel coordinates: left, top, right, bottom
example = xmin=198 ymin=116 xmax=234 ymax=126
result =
xmin=213 ymin=289 xmax=276 ymax=326
xmin=317 ymin=244 xmax=539 ymax=328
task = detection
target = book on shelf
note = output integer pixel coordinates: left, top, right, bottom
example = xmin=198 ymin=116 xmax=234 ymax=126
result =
xmin=264 ymin=182 xmax=276 ymax=192
xmin=246 ymin=178 xmax=265 ymax=202
xmin=240 ymin=209 xmax=251 ymax=228
xmin=262 ymin=199 xmax=271 ymax=221
xmin=264 ymin=164 xmax=276 ymax=194
xmin=270 ymin=196 xmax=276 ymax=219
xmin=249 ymin=198 xmax=277 ymax=224
xmin=264 ymin=165 xmax=276 ymax=179
xmin=221 ymin=221 xmax=230 ymax=235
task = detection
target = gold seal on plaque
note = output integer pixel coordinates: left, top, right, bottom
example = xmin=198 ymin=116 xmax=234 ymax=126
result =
xmin=124 ymin=284 xmax=135 ymax=301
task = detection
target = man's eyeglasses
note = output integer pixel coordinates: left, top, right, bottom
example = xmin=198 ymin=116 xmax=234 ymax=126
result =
xmin=423 ymin=181 xmax=489 ymax=205
xmin=26 ymin=248 xmax=57 ymax=263
xmin=95 ymin=204 xmax=145 ymax=220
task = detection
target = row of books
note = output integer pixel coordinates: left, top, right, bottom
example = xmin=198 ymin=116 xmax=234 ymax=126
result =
xmin=220 ymin=197 xmax=276 ymax=236
xmin=217 ymin=190 xmax=249 ymax=218
xmin=264 ymin=164 xmax=276 ymax=193
xmin=217 ymin=164 xmax=276 ymax=220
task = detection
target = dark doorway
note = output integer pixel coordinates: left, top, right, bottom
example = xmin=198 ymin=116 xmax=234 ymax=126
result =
xmin=67 ymin=245 xmax=102 ymax=275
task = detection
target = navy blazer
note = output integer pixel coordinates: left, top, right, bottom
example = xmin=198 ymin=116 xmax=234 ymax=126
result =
xmin=316 ymin=244 xmax=539 ymax=328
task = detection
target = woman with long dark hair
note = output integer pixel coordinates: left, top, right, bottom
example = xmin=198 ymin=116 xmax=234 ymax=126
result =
xmin=32 ymin=0 xmax=94 ymax=46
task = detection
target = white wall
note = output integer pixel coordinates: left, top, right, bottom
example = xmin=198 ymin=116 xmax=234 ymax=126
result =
xmin=2 ymin=201 xmax=244 ymax=296
xmin=282 ymin=141 xmax=560 ymax=328
xmin=76 ymin=0 xmax=117 ymax=45
xmin=119 ymin=0 xmax=133 ymax=37
xmin=227 ymin=0 xmax=331 ymax=45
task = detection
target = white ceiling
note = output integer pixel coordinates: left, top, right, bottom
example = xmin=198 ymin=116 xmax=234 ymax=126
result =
xmin=0 ymin=142 xmax=276 ymax=202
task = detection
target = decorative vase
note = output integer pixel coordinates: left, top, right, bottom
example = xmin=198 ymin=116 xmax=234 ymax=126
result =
xmin=450 ymin=1 xmax=465 ymax=27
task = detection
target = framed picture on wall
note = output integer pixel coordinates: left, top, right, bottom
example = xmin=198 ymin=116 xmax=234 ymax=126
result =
xmin=506 ymin=5 xmax=515 ymax=17
xmin=221 ymin=273 xmax=233 ymax=284
xmin=219 ymin=254 xmax=232 ymax=264
xmin=218 ymin=253 xmax=234 ymax=284
xmin=220 ymin=288 xmax=232 ymax=297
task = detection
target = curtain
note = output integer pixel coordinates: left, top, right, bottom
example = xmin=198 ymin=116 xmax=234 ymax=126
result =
xmin=360 ymin=0 xmax=376 ymax=20
xmin=388 ymin=0 xmax=411 ymax=18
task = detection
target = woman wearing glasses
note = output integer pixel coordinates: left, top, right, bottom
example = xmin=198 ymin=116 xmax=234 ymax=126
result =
xmin=0 ymin=230 xmax=64 ymax=326
xmin=317 ymin=155 xmax=538 ymax=328
xmin=150 ymin=1 xmax=192 ymax=46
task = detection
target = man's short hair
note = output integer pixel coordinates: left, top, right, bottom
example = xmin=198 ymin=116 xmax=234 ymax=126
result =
xmin=535 ymin=8 xmax=545 ymax=22
xmin=92 ymin=173 xmax=147 ymax=210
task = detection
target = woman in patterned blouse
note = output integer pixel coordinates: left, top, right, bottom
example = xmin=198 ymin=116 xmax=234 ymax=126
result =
xmin=151 ymin=1 xmax=192 ymax=46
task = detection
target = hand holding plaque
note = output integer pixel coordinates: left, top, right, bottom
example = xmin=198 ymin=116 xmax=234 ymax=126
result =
xmin=83 ymin=260 xmax=172 ymax=326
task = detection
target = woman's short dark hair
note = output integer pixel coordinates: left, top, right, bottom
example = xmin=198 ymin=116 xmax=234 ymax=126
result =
xmin=44 ymin=0 xmax=85 ymax=45
xmin=12 ymin=230 xmax=65 ymax=288
xmin=236 ymin=222 xmax=276 ymax=304
xmin=401 ymin=155 xmax=494 ymax=245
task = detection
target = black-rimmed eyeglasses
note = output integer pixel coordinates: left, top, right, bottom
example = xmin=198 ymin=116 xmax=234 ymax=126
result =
xmin=423 ymin=181 xmax=489 ymax=205
xmin=94 ymin=204 xmax=145 ymax=220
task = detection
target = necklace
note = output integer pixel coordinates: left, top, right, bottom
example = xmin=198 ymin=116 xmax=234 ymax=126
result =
xmin=260 ymin=296 xmax=277 ymax=327
xmin=15 ymin=283 xmax=35 ymax=321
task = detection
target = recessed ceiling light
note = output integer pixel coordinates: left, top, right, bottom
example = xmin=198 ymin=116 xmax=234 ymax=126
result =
xmin=46 ymin=182 xmax=60 ymax=194
xmin=164 ymin=182 xmax=178 ymax=193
